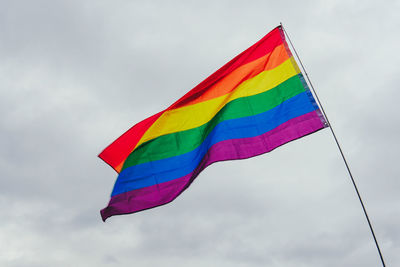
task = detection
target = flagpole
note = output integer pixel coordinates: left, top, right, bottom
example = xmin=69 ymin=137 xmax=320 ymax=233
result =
xmin=279 ymin=23 xmax=386 ymax=267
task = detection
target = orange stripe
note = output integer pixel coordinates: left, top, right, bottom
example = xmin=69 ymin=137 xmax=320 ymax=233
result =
xmin=173 ymin=43 xmax=289 ymax=108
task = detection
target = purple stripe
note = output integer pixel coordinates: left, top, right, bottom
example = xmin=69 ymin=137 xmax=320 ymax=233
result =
xmin=101 ymin=111 xmax=326 ymax=221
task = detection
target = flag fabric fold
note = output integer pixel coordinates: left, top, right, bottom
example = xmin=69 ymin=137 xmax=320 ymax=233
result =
xmin=99 ymin=26 xmax=327 ymax=221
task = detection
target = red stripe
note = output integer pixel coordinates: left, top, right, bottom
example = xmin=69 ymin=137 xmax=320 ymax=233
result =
xmin=98 ymin=111 xmax=163 ymax=172
xmin=99 ymin=26 xmax=284 ymax=172
xmin=170 ymin=27 xmax=283 ymax=109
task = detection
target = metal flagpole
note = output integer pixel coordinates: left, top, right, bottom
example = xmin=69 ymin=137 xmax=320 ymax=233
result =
xmin=279 ymin=23 xmax=386 ymax=267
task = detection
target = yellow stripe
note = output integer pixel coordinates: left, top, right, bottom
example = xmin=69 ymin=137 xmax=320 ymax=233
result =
xmin=137 ymin=57 xmax=299 ymax=149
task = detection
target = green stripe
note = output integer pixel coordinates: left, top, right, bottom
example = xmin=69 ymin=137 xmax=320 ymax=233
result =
xmin=122 ymin=74 xmax=305 ymax=170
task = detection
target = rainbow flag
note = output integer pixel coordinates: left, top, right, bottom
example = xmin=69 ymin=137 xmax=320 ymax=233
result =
xmin=99 ymin=26 xmax=327 ymax=221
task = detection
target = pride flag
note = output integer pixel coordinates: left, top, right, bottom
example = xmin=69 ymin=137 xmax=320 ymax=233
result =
xmin=99 ymin=26 xmax=327 ymax=221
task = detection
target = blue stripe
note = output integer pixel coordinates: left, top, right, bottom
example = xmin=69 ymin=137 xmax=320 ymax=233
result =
xmin=111 ymin=92 xmax=317 ymax=196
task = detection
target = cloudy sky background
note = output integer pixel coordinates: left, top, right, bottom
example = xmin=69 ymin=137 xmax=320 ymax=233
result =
xmin=1 ymin=0 xmax=399 ymax=266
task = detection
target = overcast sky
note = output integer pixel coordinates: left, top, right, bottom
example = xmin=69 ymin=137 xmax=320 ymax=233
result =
xmin=1 ymin=0 xmax=399 ymax=266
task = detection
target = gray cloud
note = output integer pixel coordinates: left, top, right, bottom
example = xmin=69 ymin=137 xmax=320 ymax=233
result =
xmin=1 ymin=0 xmax=399 ymax=266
